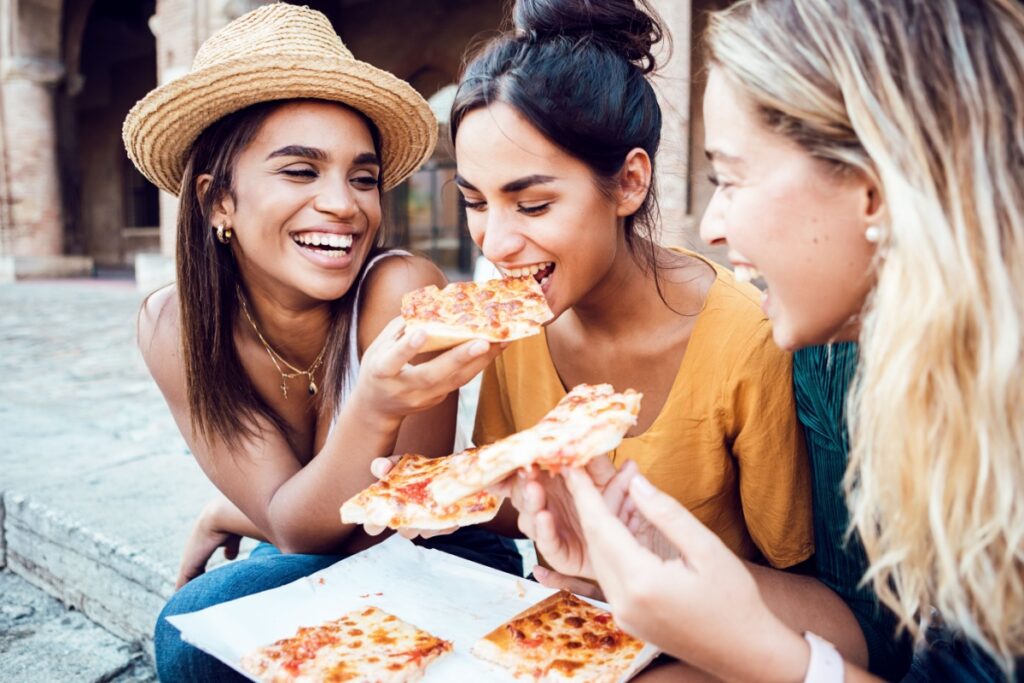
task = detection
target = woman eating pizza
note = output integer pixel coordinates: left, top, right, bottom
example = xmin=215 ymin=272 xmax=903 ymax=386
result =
xmin=123 ymin=5 xmax=519 ymax=680
xmin=537 ymin=0 xmax=1024 ymax=680
xmin=442 ymin=0 xmax=814 ymax=601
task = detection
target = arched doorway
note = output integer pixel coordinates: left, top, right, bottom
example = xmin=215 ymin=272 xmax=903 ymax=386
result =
xmin=67 ymin=0 xmax=159 ymax=272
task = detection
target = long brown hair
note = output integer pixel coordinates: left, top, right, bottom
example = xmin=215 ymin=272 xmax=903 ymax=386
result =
xmin=451 ymin=0 xmax=688 ymax=308
xmin=176 ymin=99 xmax=383 ymax=447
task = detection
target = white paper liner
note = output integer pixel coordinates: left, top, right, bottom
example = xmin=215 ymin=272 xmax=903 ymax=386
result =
xmin=167 ymin=535 xmax=659 ymax=681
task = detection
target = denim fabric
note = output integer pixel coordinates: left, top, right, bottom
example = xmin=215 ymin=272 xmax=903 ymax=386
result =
xmin=154 ymin=527 xmax=521 ymax=681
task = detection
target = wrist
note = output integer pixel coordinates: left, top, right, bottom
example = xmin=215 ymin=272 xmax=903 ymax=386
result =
xmin=739 ymin=615 xmax=810 ymax=683
xmin=348 ymin=385 xmax=403 ymax=433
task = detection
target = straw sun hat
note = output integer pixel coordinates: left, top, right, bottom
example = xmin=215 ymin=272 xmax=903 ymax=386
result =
xmin=123 ymin=3 xmax=437 ymax=196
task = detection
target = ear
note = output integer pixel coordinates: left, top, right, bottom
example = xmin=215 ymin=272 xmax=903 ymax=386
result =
xmin=615 ymin=148 xmax=652 ymax=218
xmin=195 ymin=173 xmax=236 ymax=229
xmin=859 ymin=173 xmax=885 ymax=227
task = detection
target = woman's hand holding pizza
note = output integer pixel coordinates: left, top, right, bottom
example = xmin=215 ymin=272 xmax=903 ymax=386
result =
xmin=362 ymin=455 xmax=459 ymax=539
xmin=352 ymin=317 xmax=504 ymax=427
xmin=563 ymin=469 xmax=811 ymax=682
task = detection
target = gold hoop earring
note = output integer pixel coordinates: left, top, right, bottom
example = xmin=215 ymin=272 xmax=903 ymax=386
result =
xmin=215 ymin=223 xmax=233 ymax=244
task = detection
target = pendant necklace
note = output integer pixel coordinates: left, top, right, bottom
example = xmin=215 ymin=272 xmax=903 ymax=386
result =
xmin=237 ymin=288 xmax=326 ymax=399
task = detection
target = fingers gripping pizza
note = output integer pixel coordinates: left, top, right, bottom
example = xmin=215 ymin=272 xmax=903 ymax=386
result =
xmin=340 ymin=453 xmax=502 ymax=530
xmin=401 ymin=276 xmax=554 ymax=353
xmin=429 ymin=384 xmax=642 ymax=505
xmin=240 ymin=606 xmax=452 ymax=682
xmin=472 ymin=591 xmax=649 ymax=682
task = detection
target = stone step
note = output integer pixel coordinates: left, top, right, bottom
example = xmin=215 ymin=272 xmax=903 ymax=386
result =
xmin=0 ymin=570 xmax=155 ymax=682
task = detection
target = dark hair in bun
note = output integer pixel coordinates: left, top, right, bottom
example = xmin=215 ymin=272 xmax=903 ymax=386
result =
xmin=451 ymin=0 xmax=667 ymax=278
xmin=513 ymin=0 xmax=663 ymax=74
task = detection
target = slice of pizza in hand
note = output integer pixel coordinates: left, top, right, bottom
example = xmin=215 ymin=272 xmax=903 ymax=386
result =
xmin=240 ymin=606 xmax=452 ymax=682
xmin=472 ymin=590 xmax=654 ymax=682
xmin=429 ymin=384 xmax=642 ymax=506
xmin=341 ymin=452 xmax=502 ymax=530
xmin=401 ymin=276 xmax=554 ymax=353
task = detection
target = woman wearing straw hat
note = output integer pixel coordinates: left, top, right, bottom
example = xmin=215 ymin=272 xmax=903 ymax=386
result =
xmin=124 ymin=4 xmax=519 ymax=679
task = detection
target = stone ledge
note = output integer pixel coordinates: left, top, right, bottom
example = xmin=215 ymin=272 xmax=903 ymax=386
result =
xmin=0 ymin=255 xmax=95 ymax=281
xmin=3 ymin=491 xmax=173 ymax=645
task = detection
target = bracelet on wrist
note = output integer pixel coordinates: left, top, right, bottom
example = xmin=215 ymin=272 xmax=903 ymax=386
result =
xmin=802 ymin=632 xmax=844 ymax=683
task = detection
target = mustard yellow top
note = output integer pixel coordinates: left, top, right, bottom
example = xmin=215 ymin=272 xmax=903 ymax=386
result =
xmin=474 ymin=254 xmax=813 ymax=568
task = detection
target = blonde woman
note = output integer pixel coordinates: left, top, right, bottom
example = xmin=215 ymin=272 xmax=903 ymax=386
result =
xmin=530 ymin=0 xmax=1023 ymax=680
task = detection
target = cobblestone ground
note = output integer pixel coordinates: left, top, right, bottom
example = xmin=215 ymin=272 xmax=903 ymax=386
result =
xmin=0 ymin=280 xmax=182 ymax=681
xmin=0 ymin=280 xmax=187 ymax=483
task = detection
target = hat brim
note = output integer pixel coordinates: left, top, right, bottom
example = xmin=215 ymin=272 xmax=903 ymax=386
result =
xmin=122 ymin=55 xmax=438 ymax=196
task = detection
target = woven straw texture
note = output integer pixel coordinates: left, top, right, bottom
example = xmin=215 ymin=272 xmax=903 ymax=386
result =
xmin=122 ymin=3 xmax=437 ymax=196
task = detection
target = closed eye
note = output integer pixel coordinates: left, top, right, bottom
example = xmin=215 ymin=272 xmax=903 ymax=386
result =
xmin=458 ymin=196 xmax=487 ymax=211
xmin=281 ymin=168 xmax=318 ymax=179
xmin=518 ymin=202 xmax=551 ymax=216
xmin=351 ymin=175 xmax=380 ymax=189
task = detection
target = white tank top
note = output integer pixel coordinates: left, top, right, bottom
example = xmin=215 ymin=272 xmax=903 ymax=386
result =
xmin=332 ymin=249 xmax=475 ymax=451
xmin=339 ymin=249 xmax=411 ymax=409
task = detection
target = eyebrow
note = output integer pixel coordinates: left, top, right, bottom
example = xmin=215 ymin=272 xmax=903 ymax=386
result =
xmin=454 ymin=174 xmax=557 ymax=193
xmin=266 ymin=145 xmax=328 ymax=161
xmin=265 ymin=147 xmax=380 ymax=168
xmin=705 ymin=149 xmax=744 ymax=165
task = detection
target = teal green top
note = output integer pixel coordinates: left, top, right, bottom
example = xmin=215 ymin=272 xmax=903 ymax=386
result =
xmin=792 ymin=343 xmax=912 ymax=679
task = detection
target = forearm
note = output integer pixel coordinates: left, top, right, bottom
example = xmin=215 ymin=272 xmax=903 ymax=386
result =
xmin=208 ymin=494 xmax=266 ymax=541
xmin=747 ymin=562 xmax=869 ymax=668
xmin=264 ymin=401 xmax=402 ymax=553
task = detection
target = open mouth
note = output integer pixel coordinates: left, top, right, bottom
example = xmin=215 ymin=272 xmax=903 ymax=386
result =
xmin=733 ymin=264 xmax=767 ymax=290
xmin=291 ymin=232 xmax=354 ymax=259
xmin=504 ymin=261 xmax=555 ymax=287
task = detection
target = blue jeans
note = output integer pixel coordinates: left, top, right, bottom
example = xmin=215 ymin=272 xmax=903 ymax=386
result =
xmin=154 ymin=528 xmax=521 ymax=681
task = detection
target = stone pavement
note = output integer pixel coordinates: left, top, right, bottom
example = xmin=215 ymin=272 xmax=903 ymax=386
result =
xmin=0 ymin=278 xmax=516 ymax=680
xmin=0 ymin=280 xmax=218 ymax=679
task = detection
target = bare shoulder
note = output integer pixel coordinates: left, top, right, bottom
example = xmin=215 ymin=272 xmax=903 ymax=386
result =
xmin=357 ymin=254 xmax=447 ymax=352
xmin=137 ymin=284 xmax=185 ymax=401
xmin=361 ymin=252 xmax=446 ymax=308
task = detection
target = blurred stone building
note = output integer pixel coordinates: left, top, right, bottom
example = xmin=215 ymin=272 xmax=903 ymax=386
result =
xmin=0 ymin=0 xmax=729 ymax=285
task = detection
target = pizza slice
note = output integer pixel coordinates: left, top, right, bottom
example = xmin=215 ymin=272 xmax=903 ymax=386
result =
xmin=401 ymin=276 xmax=554 ymax=353
xmin=429 ymin=384 xmax=642 ymax=506
xmin=240 ymin=606 xmax=452 ymax=682
xmin=340 ymin=453 xmax=502 ymax=530
xmin=471 ymin=590 xmax=651 ymax=682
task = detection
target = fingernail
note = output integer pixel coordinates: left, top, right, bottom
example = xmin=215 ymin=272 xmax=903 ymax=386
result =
xmin=631 ymin=474 xmax=655 ymax=496
xmin=533 ymin=566 xmax=548 ymax=579
xmin=409 ymin=330 xmax=426 ymax=347
xmin=468 ymin=340 xmax=489 ymax=357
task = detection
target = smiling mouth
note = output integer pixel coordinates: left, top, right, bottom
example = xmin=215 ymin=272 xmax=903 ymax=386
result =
xmin=502 ymin=261 xmax=555 ymax=286
xmin=291 ymin=232 xmax=354 ymax=259
xmin=733 ymin=264 xmax=767 ymax=290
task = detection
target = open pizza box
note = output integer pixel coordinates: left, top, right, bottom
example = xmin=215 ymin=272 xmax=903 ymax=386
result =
xmin=167 ymin=534 xmax=660 ymax=681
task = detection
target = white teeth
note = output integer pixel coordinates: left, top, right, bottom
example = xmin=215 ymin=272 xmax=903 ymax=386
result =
xmin=734 ymin=264 xmax=762 ymax=284
xmin=501 ymin=261 xmax=553 ymax=278
xmin=292 ymin=232 xmax=354 ymax=250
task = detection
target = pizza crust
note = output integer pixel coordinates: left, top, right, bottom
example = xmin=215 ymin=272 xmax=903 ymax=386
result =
xmin=341 ymin=454 xmax=502 ymax=530
xmin=401 ymin=277 xmax=554 ymax=353
xmin=471 ymin=591 xmax=651 ymax=682
xmin=240 ymin=607 xmax=452 ymax=682
xmin=429 ymin=384 xmax=642 ymax=506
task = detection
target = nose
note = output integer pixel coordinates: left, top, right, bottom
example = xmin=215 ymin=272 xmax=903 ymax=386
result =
xmin=476 ymin=214 xmax=527 ymax=264
xmin=699 ymin=195 xmax=727 ymax=248
xmin=313 ymin=179 xmax=360 ymax=220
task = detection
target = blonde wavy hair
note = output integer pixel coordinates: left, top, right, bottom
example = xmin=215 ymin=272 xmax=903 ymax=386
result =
xmin=707 ymin=0 xmax=1024 ymax=672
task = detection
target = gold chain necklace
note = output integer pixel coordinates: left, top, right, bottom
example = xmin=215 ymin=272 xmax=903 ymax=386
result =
xmin=237 ymin=288 xmax=327 ymax=399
